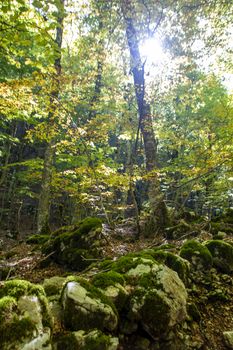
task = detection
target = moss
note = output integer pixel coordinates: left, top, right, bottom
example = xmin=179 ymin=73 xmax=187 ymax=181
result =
xmin=0 ymin=279 xmax=33 ymax=299
xmin=52 ymin=225 xmax=75 ymax=237
xmin=125 ymin=250 xmax=157 ymax=262
xmin=213 ymin=232 xmax=226 ymax=240
xmin=180 ymin=240 xmax=213 ymax=270
xmin=98 ymin=259 xmax=114 ymax=270
xmin=56 ymin=330 xmax=117 ymax=350
xmin=210 ymin=222 xmax=233 ymax=235
xmin=153 ymin=250 xmax=189 ymax=284
xmin=92 ymin=271 xmax=125 ymax=289
xmin=204 ymin=240 xmax=233 ymax=273
xmin=76 ymin=217 xmax=102 ymax=235
xmin=154 ymin=243 xmax=176 ymax=251
xmin=165 ymin=219 xmax=191 ymax=239
xmin=0 ymin=279 xmax=53 ymax=329
xmin=42 ymin=217 xmax=103 ymax=271
xmin=0 ymin=315 xmax=36 ymax=346
xmin=132 ymin=288 xmax=170 ymax=335
xmin=55 ymin=332 xmax=78 ymax=350
xmin=84 ymin=330 xmax=115 ymax=350
xmin=0 ymin=279 xmax=46 ymax=300
xmin=137 ymin=271 xmax=163 ymax=290
xmin=26 ymin=234 xmax=50 ymax=245
xmin=111 ymin=255 xmax=155 ymax=274
xmin=43 ymin=276 xmax=66 ymax=297
xmin=0 ymin=296 xmax=17 ymax=322
xmin=39 ymin=294 xmax=53 ymax=328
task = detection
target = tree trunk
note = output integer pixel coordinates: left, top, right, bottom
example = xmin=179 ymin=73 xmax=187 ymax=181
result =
xmin=121 ymin=0 xmax=168 ymax=233
xmin=121 ymin=0 xmax=157 ymax=171
xmin=37 ymin=0 xmax=65 ymax=233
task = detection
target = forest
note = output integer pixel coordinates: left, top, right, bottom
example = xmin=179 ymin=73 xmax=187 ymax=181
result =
xmin=0 ymin=0 xmax=233 ymax=350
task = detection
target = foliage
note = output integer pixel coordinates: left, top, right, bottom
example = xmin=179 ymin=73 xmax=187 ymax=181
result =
xmin=0 ymin=0 xmax=232 ymax=230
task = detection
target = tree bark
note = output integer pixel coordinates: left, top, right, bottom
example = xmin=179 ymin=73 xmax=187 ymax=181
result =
xmin=121 ymin=0 xmax=168 ymax=233
xmin=121 ymin=0 xmax=157 ymax=171
xmin=37 ymin=0 xmax=65 ymax=233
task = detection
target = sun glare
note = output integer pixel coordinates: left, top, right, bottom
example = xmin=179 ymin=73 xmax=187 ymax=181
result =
xmin=140 ymin=37 xmax=165 ymax=66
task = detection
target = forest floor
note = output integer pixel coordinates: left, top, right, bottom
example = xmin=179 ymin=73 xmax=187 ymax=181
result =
xmin=0 ymin=221 xmax=233 ymax=350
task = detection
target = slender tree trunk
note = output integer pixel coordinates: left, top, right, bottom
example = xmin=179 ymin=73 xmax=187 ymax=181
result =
xmin=37 ymin=0 xmax=65 ymax=233
xmin=121 ymin=0 xmax=168 ymax=233
xmin=121 ymin=0 xmax=157 ymax=171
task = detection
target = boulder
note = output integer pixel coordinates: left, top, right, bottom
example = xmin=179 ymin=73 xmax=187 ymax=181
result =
xmin=204 ymin=240 xmax=233 ymax=273
xmin=61 ymin=279 xmax=118 ymax=332
xmin=55 ymin=329 xmax=119 ymax=350
xmin=43 ymin=276 xmax=66 ymax=297
xmin=120 ymin=257 xmax=188 ymax=339
xmin=92 ymin=271 xmax=128 ymax=310
xmin=152 ymin=250 xmax=190 ymax=285
xmin=42 ymin=217 xmax=103 ymax=271
xmin=0 ymin=279 xmax=52 ymax=350
xmin=180 ymin=240 xmax=213 ymax=270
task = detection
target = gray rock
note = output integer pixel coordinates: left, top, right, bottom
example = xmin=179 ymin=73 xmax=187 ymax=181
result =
xmin=0 ymin=280 xmax=52 ymax=350
xmin=205 ymin=240 xmax=233 ymax=273
xmin=62 ymin=280 xmax=118 ymax=331
xmin=55 ymin=329 xmax=119 ymax=350
xmin=43 ymin=276 xmax=66 ymax=297
xmin=126 ymin=261 xmax=187 ymax=339
xmin=73 ymin=329 xmax=119 ymax=350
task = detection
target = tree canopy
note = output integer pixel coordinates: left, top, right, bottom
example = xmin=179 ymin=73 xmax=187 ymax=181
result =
xmin=0 ymin=0 xmax=232 ymax=234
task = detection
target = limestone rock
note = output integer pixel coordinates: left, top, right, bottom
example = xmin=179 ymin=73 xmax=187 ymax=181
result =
xmin=125 ymin=260 xmax=187 ymax=339
xmin=152 ymin=250 xmax=190 ymax=285
xmin=205 ymin=240 xmax=233 ymax=273
xmin=0 ymin=279 xmax=52 ymax=350
xmin=42 ymin=217 xmax=103 ymax=271
xmin=43 ymin=276 xmax=66 ymax=297
xmin=56 ymin=329 xmax=119 ymax=350
xmin=62 ymin=280 xmax=118 ymax=332
xmin=180 ymin=240 xmax=213 ymax=270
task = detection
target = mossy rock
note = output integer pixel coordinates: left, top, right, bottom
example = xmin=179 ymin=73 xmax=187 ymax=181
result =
xmin=26 ymin=234 xmax=50 ymax=245
xmin=210 ymin=222 xmax=233 ymax=235
xmin=110 ymin=255 xmax=155 ymax=275
xmin=92 ymin=271 xmax=125 ymax=289
xmin=0 ymin=279 xmax=45 ymax=300
xmin=127 ymin=263 xmax=187 ymax=338
xmin=42 ymin=217 xmax=103 ymax=271
xmin=204 ymin=240 xmax=233 ymax=273
xmin=61 ymin=278 xmax=118 ymax=332
xmin=43 ymin=276 xmax=66 ymax=297
xmin=0 ymin=279 xmax=52 ymax=349
xmin=92 ymin=271 xmax=128 ymax=311
xmin=60 ymin=248 xmax=95 ymax=271
xmin=180 ymin=240 xmax=213 ymax=271
xmin=152 ymin=250 xmax=190 ymax=284
xmin=56 ymin=329 xmax=119 ymax=350
xmin=165 ymin=219 xmax=191 ymax=239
